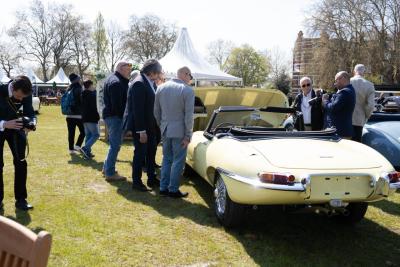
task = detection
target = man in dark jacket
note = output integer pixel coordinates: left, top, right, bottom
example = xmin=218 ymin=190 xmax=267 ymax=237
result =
xmin=102 ymin=61 xmax=131 ymax=181
xmin=0 ymin=76 xmax=36 ymax=211
xmin=123 ymin=59 xmax=162 ymax=191
xmin=323 ymin=71 xmax=356 ymax=139
xmin=291 ymin=77 xmax=324 ymax=131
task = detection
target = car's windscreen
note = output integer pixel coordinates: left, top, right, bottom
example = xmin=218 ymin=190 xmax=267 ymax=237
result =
xmin=210 ymin=110 xmax=287 ymax=131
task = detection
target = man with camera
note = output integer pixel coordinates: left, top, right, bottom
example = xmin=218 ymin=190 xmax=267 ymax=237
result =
xmin=322 ymin=71 xmax=356 ymax=139
xmin=291 ymin=77 xmax=324 ymax=131
xmin=0 ymin=75 xmax=36 ymax=211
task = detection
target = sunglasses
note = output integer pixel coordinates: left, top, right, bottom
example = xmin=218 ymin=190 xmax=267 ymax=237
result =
xmin=301 ymin=83 xmax=311 ymax=88
xmin=187 ymin=73 xmax=193 ymax=80
xmin=122 ymin=63 xmax=133 ymax=68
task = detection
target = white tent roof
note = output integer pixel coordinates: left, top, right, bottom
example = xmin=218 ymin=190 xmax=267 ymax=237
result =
xmin=46 ymin=68 xmax=70 ymax=84
xmin=159 ymin=28 xmax=242 ymax=82
xmin=26 ymin=69 xmax=44 ymax=83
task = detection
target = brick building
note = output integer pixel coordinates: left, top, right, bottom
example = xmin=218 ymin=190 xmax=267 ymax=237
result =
xmin=292 ymin=31 xmax=321 ymax=94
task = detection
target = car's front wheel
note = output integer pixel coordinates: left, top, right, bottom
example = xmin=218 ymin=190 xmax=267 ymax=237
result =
xmin=214 ymin=174 xmax=246 ymax=228
xmin=335 ymin=202 xmax=368 ymax=224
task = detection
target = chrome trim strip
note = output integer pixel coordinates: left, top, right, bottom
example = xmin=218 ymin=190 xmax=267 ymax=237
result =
xmin=390 ymin=182 xmax=400 ymax=189
xmin=216 ymin=167 xmax=305 ymax=192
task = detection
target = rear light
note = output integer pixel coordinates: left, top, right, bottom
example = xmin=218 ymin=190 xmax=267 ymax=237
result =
xmin=258 ymin=172 xmax=295 ymax=185
xmin=388 ymin=171 xmax=400 ymax=183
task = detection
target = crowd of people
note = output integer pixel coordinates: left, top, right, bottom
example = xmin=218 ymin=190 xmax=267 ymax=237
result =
xmin=292 ymin=64 xmax=375 ymax=141
xmin=0 ymin=60 xmax=376 ymax=211
xmin=65 ymin=59 xmax=195 ymax=198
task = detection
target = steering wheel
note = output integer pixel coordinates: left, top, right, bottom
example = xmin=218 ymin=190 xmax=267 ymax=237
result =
xmin=212 ymin=122 xmax=235 ymax=135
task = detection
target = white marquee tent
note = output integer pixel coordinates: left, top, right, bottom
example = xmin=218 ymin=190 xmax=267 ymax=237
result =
xmin=46 ymin=68 xmax=70 ymax=84
xmin=159 ymin=28 xmax=242 ymax=83
xmin=26 ymin=69 xmax=44 ymax=84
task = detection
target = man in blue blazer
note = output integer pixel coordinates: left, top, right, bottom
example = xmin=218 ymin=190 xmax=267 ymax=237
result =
xmin=123 ymin=59 xmax=162 ymax=191
xmin=322 ymin=71 xmax=356 ymax=139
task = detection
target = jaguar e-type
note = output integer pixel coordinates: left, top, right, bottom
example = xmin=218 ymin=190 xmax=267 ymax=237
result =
xmin=186 ymin=106 xmax=399 ymax=227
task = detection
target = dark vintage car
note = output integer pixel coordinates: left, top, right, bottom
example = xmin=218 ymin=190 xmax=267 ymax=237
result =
xmin=363 ymin=112 xmax=400 ymax=171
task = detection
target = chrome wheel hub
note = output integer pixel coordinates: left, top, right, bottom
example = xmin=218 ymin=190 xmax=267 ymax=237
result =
xmin=215 ymin=177 xmax=227 ymax=215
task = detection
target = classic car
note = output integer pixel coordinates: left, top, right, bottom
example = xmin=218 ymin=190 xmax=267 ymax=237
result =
xmin=186 ymin=105 xmax=400 ymax=227
xmin=362 ymin=110 xmax=400 ymax=171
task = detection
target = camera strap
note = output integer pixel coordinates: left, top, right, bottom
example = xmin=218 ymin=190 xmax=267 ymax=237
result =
xmin=6 ymin=96 xmax=30 ymax=161
xmin=7 ymin=96 xmax=20 ymax=117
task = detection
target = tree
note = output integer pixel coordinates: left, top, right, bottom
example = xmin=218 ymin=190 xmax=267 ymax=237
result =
xmin=93 ymin=13 xmax=108 ymax=71
xmin=50 ymin=3 xmax=77 ymax=71
xmin=207 ymin=39 xmax=234 ymax=71
xmin=70 ymin=21 xmax=93 ymax=77
xmin=0 ymin=40 xmax=21 ymax=77
xmin=307 ymin=0 xmax=400 ymax=85
xmin=268 ymin=47 xmax=291 ymax=94
xmin=225 ymin=44 xmax=270 ymax=86
xmin=9 ymin=0 xmax=55 ymax=81
xmin=126 ymin=15 xmax=177 ymax=63
xmin=104 ymin=22 xmax=128 ymax=72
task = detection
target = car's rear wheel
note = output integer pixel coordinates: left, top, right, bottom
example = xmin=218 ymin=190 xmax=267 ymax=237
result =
xmin=335 ymin=202 xmax=368 ymax=224
xmin=214 ymin=174 xmax=246 ymax=228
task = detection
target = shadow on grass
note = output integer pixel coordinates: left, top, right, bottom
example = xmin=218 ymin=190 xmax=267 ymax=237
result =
xmin=67 ymin=153 xmax=103 ymax=172
xmin=370 ymin=196 xmax=400 ymax=216
xmin=110 ymin=169 xmax=400 ymax=266
xmin=227 ymin=208 xmax=400 ymax=266
xmin=5 ymin=209 xmax=32 ymax=226
xmin=109 ymin=179 xmax=219 ymax=228
xmin=184 ymin=173 xmax=400 ymax=266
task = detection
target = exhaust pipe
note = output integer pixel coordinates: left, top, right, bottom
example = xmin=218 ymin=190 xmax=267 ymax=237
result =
xmin=341 ymin=209 xmax=350 ymax=216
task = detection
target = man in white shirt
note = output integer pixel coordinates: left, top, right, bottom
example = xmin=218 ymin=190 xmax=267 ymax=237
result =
xmin=291 ymin=77 xmax=324 ymax=131
xmin=350 ymin=64 xmax=375 ymax=142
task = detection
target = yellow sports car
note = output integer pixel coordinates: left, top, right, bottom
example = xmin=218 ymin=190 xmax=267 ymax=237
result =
xmin=186 ymin=105 xmax=400 ymax=228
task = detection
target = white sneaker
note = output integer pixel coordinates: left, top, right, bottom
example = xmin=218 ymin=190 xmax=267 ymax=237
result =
xmin=74 ymin=145 xmax=81 ymax=151
xmin=69 ymin=150 xmax=77 ymax=155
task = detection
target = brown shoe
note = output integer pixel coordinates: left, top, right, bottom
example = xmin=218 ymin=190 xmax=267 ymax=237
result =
xmin=105 ymin=173 xmax=127 ymax=182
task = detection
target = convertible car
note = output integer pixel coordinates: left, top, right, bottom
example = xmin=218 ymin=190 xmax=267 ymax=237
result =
xmin=186 ymin=106 xmax=400 ymax=227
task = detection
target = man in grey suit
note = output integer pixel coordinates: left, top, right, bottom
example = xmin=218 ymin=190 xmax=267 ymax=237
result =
xmin=154 ymin=66 xmax=195 ymax=198
xmin=350 ymin=64 xmax=375 ymax=142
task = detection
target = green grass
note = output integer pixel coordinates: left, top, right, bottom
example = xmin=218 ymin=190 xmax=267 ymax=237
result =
xmin=1 ymin=106 xmax=399 ymax=267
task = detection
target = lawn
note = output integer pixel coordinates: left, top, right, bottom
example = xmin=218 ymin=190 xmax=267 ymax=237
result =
xmin=1 ymin=106 xmax=399 ymax=267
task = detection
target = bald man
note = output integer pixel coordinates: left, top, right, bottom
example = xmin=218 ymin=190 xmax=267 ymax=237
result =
xmin=154 ymin=66 xmax=195 ymax=198
xmin=322 ymin=71 xmax=356 ymax=139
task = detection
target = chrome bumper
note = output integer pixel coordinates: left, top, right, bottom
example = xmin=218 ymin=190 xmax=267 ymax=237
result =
xmin=217 ymin=167 xmax=306 ymax=192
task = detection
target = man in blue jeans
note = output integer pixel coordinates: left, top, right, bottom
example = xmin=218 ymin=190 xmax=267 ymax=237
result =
xmin=102 ymin=61 xmax=132 ymax=181
xmin=154 ymin=66 xmax=195 ymax=198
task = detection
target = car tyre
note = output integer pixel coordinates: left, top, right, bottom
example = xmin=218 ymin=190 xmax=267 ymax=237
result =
xmin=214 ymin=174 xmax=246 ymax=228
xmin=335 ymin=202 xmax=368 ymax=224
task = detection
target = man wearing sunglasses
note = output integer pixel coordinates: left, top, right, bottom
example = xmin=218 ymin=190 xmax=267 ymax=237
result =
xmin=291 ymin=77 xmax=324 ymax=131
